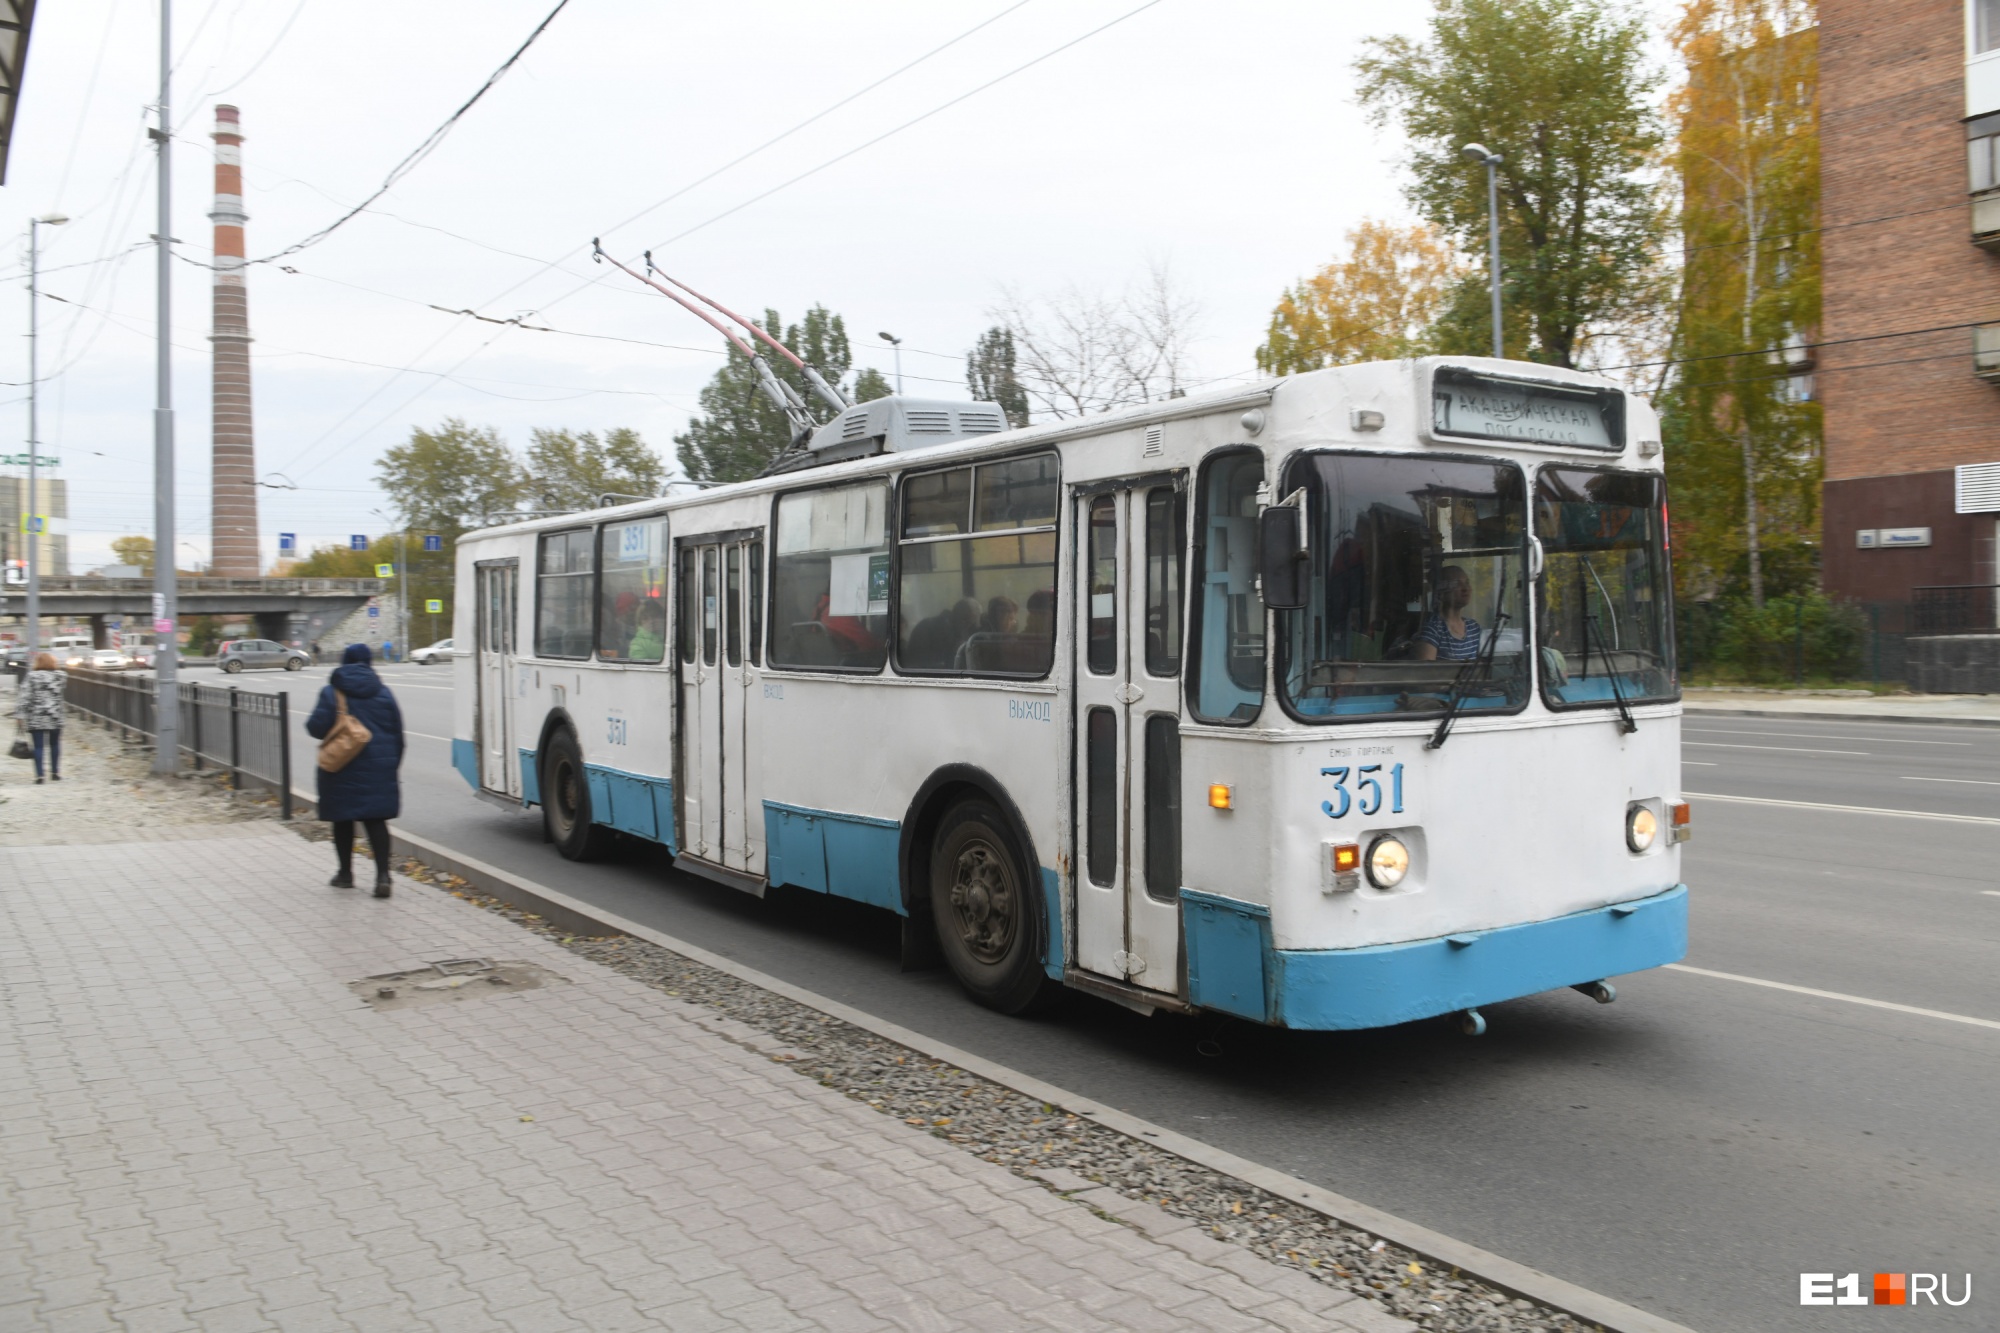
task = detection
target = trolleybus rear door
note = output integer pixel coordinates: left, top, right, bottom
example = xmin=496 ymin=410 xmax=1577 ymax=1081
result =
xmin=719 ymin=533 xmax=766 ymax=876
xmin=475 ymin=560 xmax=520 ymax=798
xmin=1073 ymin=481 xmax=1186 ymax=998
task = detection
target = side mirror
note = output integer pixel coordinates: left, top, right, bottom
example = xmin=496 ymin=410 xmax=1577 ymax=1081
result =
xmin=1258 ymin=504 xmax=1308 ymax=609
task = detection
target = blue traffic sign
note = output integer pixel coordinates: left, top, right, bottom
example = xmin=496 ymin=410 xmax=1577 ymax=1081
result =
xmin=278 ymin=533 xmax=296 ymax=553
xmin=367 ymin=606 xmax=380 ymax=618
xmin=423 ymin=534 xmax=443 ymax=552
xmin=350 ymin=534 xmax=368 ymax=551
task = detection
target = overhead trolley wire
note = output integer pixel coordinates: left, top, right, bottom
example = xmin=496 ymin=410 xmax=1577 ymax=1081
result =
xmin=251 ymin=0 xmax=574 ymax=265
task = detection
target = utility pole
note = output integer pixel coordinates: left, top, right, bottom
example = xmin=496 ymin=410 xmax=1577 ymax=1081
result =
xmin=1461 ymin=143 xmax=1505 ymax=359
xmin=25 ymin=213 xmax=68 ymax=660
xmin=152 ymin=0 xmax=179 ymax=772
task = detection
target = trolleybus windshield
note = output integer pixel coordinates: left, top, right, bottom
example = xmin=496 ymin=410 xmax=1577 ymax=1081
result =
xmin=1275 ymin=452 xmax=1529 ymax=722
xmin=1533 ymin=467 xmax=1675 ymax=708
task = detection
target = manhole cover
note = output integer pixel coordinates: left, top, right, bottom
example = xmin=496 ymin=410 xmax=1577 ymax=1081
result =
xmin=349 ymin=958 xmax=565 ymax=1011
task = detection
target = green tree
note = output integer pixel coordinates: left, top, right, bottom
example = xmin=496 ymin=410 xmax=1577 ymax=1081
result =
xmin=1254 ymin=220 xmax=1463 ymax=374
xmin=675 ymin=306 xmax=863 ymax=484
xmin=525 ymin=427 xmax=668 ymax=512
xmin=965 ymin=326 xmax=1031 ymax=427
xmin=852 ymin=367 xmax=894 ymax=403
xmin=110 ymin=535 xmax=155 ymax=574
xmin=1356 ymin=0 xmax=1667 ymax=368
xmin=1665 ymin=0 xmax=1820 ymax=609
xmin=374 ymin=419 xmax=526 ymax=535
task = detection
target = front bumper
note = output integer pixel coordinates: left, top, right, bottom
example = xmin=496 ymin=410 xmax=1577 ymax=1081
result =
xmin=1182 ymin=884 xmax=1688 ymax=1029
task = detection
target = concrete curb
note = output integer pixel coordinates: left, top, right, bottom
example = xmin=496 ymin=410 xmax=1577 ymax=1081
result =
xmin=303 ymin=789 xmax=1699 ymax=1333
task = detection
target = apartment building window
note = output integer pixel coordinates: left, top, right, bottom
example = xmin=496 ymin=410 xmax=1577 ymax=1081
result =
xmin=1969 ymin=113 xmax=2000 ymax=193
xmin=1980 ymin=0 xmax=2000 ymax=54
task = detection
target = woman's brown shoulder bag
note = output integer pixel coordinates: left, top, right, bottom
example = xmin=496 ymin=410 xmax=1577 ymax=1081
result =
xmin=317 ymin=690 xmax=373 ymax=772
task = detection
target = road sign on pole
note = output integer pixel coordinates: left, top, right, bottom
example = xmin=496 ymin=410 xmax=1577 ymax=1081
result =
xmin=423 ymin=534 xmax=442 ymax=552
xmin=425 ymin=599 xmax=442 ymax=614
xmin=278 ymin=532 xmax=296 ymax=554
xmin=375 ymin=562 xmax=395 ymax=578
xmin=349 ymin=534 xmax=367 ymax=551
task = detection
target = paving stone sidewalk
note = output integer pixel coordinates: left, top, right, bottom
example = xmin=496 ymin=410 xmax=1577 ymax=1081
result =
xmin=0 ymin=828 xmax=1412 ymax=1333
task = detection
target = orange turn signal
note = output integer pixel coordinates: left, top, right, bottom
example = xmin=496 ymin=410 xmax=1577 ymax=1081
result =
xmin=1208 ymin=783 xmax=1233 ymax=810
xmin=1332 ymin=843 xmax=1360 ymax=874
xmin=1670 ymin=801 xmax=1691 ymax=827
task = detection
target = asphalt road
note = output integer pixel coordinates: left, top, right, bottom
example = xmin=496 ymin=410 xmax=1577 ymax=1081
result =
xmin=153 ymin=663 xmax=2000 ymax=1332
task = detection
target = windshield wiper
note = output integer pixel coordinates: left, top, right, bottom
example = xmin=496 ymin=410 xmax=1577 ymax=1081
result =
xmin=1584 ymin=611 xmax=1637 ymax=734
xmin=1426 ymin=608 xmax=1509 ymax=751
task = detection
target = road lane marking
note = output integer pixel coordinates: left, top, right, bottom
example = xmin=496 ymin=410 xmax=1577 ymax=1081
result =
xmin=1985 ymin=891 xmax=2000 ymax=898
xmin=1665 ymin=964 xmax=2000 ymax=1033
xmin=1681 ymin=760 xmax=1718 ymax=766
xmin=1900 ymin=775 xmax=2000 ymax=786
xmin=1687 ymin=727 xmax=1971 ymax=746
xmin=1684 ymin=742 xmax=1870 ymax=755
xmin=1683 ymin=791 xmax=2000 ymax=826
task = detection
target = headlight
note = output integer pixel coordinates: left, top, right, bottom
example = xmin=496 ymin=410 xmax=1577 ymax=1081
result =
xmin=1626 ymin=803 xmax=1658 ymax=853
xmin=1366 ymin=835 xmax=1410 ymax=889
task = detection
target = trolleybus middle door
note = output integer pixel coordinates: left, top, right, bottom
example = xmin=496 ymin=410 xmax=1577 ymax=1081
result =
xmin=1073 ymin=482 xmax=1185 ymax=998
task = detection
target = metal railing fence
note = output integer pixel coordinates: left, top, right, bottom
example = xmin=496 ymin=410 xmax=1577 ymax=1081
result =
xmin=61 ymin=667 xmax=293 ymax=816
xmin=1912 ymin=584 xmax=2000 ymax=636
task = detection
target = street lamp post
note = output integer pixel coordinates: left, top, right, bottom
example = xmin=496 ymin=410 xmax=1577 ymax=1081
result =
xmin=877 ymin=331 xmax=903 ymax=394
xmin=152 ymin=0 xmax=179 ymax=772
xmin=24 ymin=213 xmax=68 ymax=661
xmin=1461 ymin=143 xmax=1505 ymax=359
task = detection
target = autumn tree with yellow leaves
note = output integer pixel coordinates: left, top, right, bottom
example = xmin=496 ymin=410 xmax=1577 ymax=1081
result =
xmin=1666 ymin=0 xmax=1821 ymax=608
xmin=1254 ymin=221 xmax=1464 ymax=375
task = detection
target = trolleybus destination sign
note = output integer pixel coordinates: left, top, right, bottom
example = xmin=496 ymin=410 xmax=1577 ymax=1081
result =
xmin=1431 ymin=367 xmax=1622 ymax=450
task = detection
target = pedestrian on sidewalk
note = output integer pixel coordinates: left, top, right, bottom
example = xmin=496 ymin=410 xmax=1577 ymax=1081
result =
xmin=13 ymin=652 xmax=66 ymax=783
xmin=305 ymin=643 xmax=404 ymax=897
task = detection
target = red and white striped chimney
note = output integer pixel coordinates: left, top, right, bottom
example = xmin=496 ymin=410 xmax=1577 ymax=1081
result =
xmin=209 ymin=104 xmax=261 ymax=577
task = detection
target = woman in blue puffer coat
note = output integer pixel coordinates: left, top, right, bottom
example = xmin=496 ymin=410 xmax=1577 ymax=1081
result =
xmin=305 ymin=643 xmax=405 ymax=897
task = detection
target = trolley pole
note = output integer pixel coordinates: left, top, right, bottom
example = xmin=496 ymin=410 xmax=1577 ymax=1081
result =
xmin=1461 ymin=143 xmax=1505 ymax=359
xmin=151 ymin=0 xmax=180 ymax=773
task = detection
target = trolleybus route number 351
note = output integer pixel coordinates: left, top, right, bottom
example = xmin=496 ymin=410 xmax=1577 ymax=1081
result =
xmin=1321 ymin=763 xmax=1406 ymax=818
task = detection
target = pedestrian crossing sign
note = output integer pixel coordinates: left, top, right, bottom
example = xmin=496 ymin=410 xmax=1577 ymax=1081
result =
xmin=426 ymin=599 xmax=443 ymax=614
xmin=375 ymin=563 xmax=395 ymax=578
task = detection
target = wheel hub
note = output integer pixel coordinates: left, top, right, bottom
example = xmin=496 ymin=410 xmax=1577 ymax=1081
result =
xmin=949 ymin=839 xmax=1015 ymax=964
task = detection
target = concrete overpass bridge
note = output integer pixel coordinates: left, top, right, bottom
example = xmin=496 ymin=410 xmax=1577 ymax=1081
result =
xmin=0 ymin=576 xmax=388 ymax=647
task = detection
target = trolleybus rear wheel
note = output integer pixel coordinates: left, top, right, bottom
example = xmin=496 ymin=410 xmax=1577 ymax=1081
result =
xmin=929 ymin=799 xmax=1053 ymax=1015
xmin=542 ymin=729 xmax=607 ymax=862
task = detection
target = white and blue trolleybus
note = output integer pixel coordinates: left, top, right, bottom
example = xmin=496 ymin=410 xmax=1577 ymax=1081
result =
xmin=451 ymin=357 xmax=1689 ymax=1033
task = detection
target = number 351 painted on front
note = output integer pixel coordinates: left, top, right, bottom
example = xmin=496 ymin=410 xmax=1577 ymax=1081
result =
xmin=1321 ymin=764 xmax=1405 ymax=819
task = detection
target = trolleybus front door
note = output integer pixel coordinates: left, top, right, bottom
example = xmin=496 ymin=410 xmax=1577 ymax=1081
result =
xmin=676 ymin=535 xmax=767 ymax=882
xmin=1073 ymin=482 xmax=1186 ymax=998
xmin=475 ymin=560 xmax=519 ymax=798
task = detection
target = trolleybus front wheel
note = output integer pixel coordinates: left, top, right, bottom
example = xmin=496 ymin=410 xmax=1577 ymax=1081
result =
xmin=542 ymin=729 xmax=607 ymax=862
xmin=929 ymin=799 xmax=1054 ymax=1015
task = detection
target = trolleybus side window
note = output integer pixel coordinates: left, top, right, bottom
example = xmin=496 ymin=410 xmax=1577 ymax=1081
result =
xmin=1274 ymin=453 xmax=1529 ymax=722
xmin=678 ymin=547 xmax=698 ymax=664
xmin=725 ymin=544 xmax=743 ymax=666
xmin=535 ymin=528 xmax=596 ymax=660
xmin=1144 ymin=486 xmax=1184 ymax=676
xmin=1534 ymin=467 xmax=1675 ymax=708
xmin=770 ymin=480 xmax=891 ymax=671
xmin=1189 ymin=450 xmax=1266 ymax=724
xmin=1085 ymin=495 xmax=1117 ymax=675
xmin=748 ymin=541 xmax=764 ymax=666
xmin=596 ymin=518 xmax=668 ymax=663
xmin=896 ymin=454 xmax=1058 ymax=677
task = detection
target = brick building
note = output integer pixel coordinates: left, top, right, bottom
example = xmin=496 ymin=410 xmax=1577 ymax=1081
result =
xmin=1819 ymin=0 xmax=2000 ymax=618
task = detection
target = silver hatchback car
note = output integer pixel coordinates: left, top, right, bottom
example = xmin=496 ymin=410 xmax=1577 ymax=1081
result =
xmin=217 ymin=638 xmax=310 ymax=673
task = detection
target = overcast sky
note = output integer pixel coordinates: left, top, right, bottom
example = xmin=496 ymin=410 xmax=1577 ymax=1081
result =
xmin=8 ymin=0 xmax=1458 ymax=570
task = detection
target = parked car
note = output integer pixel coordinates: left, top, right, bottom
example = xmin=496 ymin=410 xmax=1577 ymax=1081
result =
xmin=2 ymin=644 xmax=26 ymax=677
xmin=216 ymin=638 xmax=310 ymax=673
xmin=410 ymin=637 xmax=455 ymax=666
xmin=89 ymin=648 xmax=129 ymax=670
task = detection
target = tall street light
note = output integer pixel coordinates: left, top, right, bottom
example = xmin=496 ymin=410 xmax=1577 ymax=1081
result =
xmin=877 ymin=331 xmax=903 ymax=395
xmin=1461 ymin=142 xmax=1505 ymax=359
xmin=24 ymin=212 xmax=68 ymax=661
